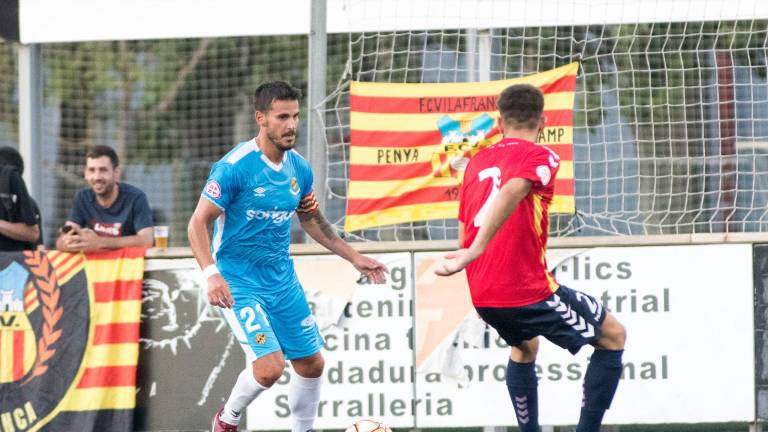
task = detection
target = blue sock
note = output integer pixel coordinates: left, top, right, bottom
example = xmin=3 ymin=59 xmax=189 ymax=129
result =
xmin=506 ymin=359 xmax=539 ymax=432
xmin=577 ymin=349 xmax=624 ymax=432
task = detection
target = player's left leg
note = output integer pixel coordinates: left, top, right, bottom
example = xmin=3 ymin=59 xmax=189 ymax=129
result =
xmin=269 ymin=282 xmax=325 ymax=432
xmin=289 ymin=352 xmax=325 ymax=432
xmin=577 ymin=313 xmax=625 ymax=432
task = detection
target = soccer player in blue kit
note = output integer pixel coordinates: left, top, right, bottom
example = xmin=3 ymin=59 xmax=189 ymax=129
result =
xmin=188 ymin=81 xmax=388 ymax=432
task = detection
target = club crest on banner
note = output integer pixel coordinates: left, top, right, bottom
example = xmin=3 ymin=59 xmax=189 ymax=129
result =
xmin=0 ymin=261 xmax=37 ymax=383
xmin=431 ymin=113 xmax=496 ymax=181
xmin=0 ymin=251 xmax=89 ymax=431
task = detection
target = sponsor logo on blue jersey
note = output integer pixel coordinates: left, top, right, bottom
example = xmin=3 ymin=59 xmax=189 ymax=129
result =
xmin=246 ymin=209 xmax=294 ymax=224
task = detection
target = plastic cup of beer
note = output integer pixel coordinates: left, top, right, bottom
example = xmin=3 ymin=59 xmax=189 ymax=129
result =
xmin=154 ymin=225 xmax=169 ymax=249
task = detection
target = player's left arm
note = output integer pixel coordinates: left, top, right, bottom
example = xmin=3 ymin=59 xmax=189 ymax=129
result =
xmin=436 ymin=178 xmax=531 ymax=276
xmin=297 ymin=193 xmax=388 ymax=283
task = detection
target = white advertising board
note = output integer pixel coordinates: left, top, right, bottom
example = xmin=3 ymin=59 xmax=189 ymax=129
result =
xmin=247 ymin=253 xmax=415 ymax=430
xmin=244 ymin=244 xmax=754 ymax=429
xmin=415 ymin=244 xmax=755 ymax=426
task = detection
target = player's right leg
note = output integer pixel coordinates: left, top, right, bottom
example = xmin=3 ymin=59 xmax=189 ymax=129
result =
xmin=213 ymin=289 xmax=284 ymax=431
xmin=213 ymin=353 xmax=282 ymax=431
xmin=476 ymin=308 xmax=541 ymax=432
xmin=507 ymin=338 xmax=540 ymax=432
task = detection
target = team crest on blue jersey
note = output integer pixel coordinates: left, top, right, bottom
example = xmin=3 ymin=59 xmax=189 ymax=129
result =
xmin=255 ymin=333 xmax=267 ymax=344
xmin=290 ymin=177 xmax=300 ymax=195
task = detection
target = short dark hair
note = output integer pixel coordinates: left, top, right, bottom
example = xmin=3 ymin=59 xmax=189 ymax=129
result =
xmin=86 ymin=145 xmax=119 ymax=168
xmin=497 ymin=84 xmax=545 ymax=131
xmin=253 ymin=81 xmax=301 ymax=113
xmin=0 ymin=146 xmax=24 ymax=174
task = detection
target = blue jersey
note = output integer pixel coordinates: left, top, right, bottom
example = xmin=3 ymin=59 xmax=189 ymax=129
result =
xmin=201 ymin=138 xmax=313 ymax=292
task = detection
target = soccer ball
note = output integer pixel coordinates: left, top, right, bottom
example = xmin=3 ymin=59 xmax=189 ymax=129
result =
xmin=344 ymin=419 xmax=392 ymax=432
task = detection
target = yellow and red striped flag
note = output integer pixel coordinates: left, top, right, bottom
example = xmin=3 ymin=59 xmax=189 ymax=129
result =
xmin=58 ymin=248 xmax=144 ymax=419
xmin=0 ymin=248 xmax=145 ymax=432
xmin=345 ymin=62 xmax=578 ymax=232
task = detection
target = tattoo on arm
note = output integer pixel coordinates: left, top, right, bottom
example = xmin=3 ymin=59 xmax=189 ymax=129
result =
xmin=302 ymin=209 xmax=338 ymax=241
xmin=316 ymin=213 xmax=338 ymax=240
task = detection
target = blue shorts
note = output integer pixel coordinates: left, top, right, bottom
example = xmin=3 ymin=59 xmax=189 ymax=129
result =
xmin=476 ymin=285 xmax=606 ymax=354
xmin=221 ymin=280 xmax=324 ymax=362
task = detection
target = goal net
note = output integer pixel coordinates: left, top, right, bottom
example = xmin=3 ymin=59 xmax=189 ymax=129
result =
xmin=319 ymin=0 xmax=768 ymax=241
xmin=0 ymin=43 xmax=16 ymax=155
xmin=1 ymin=0 xmax=767 ymax=246
xmin=0 ymin=35 xmax=347 ymax=247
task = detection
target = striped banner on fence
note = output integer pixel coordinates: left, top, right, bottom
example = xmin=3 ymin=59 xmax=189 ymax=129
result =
xmin=0 ymin=248 xmax=145 ymax=432
xmin=346 ymin=62 xmax=578 ymax=232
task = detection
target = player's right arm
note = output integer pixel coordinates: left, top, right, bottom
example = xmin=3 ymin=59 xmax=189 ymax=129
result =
xmin=436 ymin=177 xmax=532 ymax=276
xmin=187 ymin=198 xmax=234 ymax=308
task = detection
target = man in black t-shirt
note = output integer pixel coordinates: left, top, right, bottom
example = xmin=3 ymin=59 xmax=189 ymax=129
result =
xmin=56 ymin=145 xmax=153 ymax=252
xmin=0 ymin=147 xmax=40 ymax=251
xmin=0 ymin=146 xmax=43 ymax=250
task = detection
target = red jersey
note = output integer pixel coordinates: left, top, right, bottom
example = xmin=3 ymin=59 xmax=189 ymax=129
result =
xmin=458 ymin=137 xmax=561 ymax=307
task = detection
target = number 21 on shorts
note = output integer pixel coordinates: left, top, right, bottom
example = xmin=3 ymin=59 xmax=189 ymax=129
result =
xmin=240 ymin=304 xmax=271 ymax=333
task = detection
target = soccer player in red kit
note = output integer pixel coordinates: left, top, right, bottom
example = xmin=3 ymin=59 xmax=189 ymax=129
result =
xmin=436 ymin=84 xmax=626 ymax=432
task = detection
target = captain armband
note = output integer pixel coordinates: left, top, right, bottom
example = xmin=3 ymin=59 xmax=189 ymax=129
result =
xmin=296 ymin=192 xmax=319 ymax=214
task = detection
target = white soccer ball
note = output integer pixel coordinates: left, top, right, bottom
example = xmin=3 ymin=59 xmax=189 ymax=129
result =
xmin=344 ymin=419 xmax=393 ymax=432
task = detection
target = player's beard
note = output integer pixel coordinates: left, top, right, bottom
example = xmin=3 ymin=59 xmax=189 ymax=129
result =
xmin=266 ymin=128 xmax=298 ymax=152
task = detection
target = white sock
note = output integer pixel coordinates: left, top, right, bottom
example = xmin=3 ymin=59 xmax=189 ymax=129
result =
xmin=288 ymin=372 xmax=322 ymax=432
xmin=221 ymin=368 xmax=268 ymax=425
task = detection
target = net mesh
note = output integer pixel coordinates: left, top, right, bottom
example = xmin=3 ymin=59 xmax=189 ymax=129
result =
xmin=0 ymin=35 xmax=347 ymax=246
xmin=40 ymin=38 xmax=288 ymax=247
xmin=320 ymin=12 xmax=768 ymax=240
xmin=0 ymin=43 xmax=17 ymax=158
xmin=1 ymin=3 xmax=768 ymax=246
